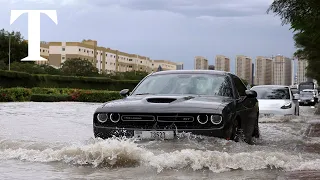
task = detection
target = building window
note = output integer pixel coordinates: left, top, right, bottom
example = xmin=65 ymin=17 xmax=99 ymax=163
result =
xmin=62 ymin=47 xmax=65 ymax=51
xmin=62 ymin=57 xmax=65 ymax=59
xmin=79 ymin=48 xmax=81 ymax=51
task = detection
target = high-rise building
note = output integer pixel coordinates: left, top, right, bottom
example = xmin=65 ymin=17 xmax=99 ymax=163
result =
xmin=194 ymin=56 xmax=208 ymax=70
xmin=176 ymin=62 xmax=184 ymax=70
xmin=254 ymin=56 xmax=273 ymax=85
xmin=252 ymin=63 xmax=254 ymax=85
xmin=297 ymin=58 xmax=308 ymax=84
xmin=235 ymin=55 xmax=253 ymax=84
xmin=273 ymin=55 xmax=292 ymax=85
xmin=215 ymin=55 xmax=230 ymax=72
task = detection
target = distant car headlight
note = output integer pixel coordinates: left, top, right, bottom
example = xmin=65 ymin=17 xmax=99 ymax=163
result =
xmin=281 ymin=102 xmax=292 ymax=109
xmin=97 ymin=113 xmax=108 ymax=123
xmin=210 ymin=115 xmax=222 ymax=125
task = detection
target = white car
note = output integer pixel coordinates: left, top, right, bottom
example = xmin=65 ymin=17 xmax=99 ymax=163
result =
xmin=250 ymin=85 xmax=299 ymax=118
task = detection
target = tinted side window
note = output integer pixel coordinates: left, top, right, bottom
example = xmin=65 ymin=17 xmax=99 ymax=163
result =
xmin=233 ymin=77 xmax=247 ymax=96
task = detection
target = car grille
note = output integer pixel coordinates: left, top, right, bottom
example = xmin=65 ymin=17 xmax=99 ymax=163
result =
xmin=94 ymin=113 xmax=223 ymax=129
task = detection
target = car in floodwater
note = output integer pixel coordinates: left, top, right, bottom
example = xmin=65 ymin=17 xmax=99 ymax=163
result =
xmin=93 ymin=70 xmax=260 ymax=144
xmin=250 ymin=85 xmax=299 ymax=118
xmin=299 ymin=89 xmax=318 ymax=106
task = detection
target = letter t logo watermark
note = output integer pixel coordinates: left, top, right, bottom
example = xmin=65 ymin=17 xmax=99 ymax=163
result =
xmin=10 ymin=10 xmax=58 ymax=61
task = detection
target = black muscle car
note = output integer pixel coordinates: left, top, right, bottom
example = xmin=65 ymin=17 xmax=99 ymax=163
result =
xmin=93 ymin=70 xmax=260 ymax=144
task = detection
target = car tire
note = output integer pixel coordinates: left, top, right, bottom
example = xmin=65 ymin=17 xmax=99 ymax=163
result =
xmin=243 ymin=118 xmax=255 ymax=145
xmin=223 ymin=118 xmax=239 ymax=141
xmin=252 ymin=116 xmax=260 ymax=138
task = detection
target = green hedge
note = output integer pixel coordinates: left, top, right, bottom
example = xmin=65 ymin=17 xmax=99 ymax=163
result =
xmin=30 ymin=94 xmax=72 ymax=102
xmin=0 ymin=87 xmax=123 ymax=102
xmin=0 ymin=87 xmax=32 ymax=102
xmin=0 ymin=70 xmax=140 ymax=90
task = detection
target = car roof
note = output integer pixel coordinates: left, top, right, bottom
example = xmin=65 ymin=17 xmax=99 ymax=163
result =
xmin=150 ymin=70 xmax=231 ymax=76
xmin=251 ymin=85 xmax=289 ymax=88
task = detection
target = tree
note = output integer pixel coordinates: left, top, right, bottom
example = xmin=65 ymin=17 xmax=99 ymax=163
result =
xmin=38 ymin=64 xmax=61 ymax=75
xmin=0 ymin=59 xmax=7 ymax=70
xmin=267 ymin=0 xmax=320 ymax=82
xmin=10 ymin=61 xmax=46 ymax=74
xmin=60 ymin=58 xmax=99 ymax=76
xmin=0 ymin=29 xmax=28 ymax=65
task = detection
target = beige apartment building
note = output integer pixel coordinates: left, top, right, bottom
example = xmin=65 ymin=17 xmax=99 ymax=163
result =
xmin=297 ymin=58 xmax=308 ymax=84
xmin=235 ymin=55 xmax=253 ymax=84
xmin=215 ymin=55 xmax=230 ymax=72
xmin=153 ymin=60 xmax=177 ymax=71
xmin=254 ymin=56 xmax=273 ymax=85
xmin=273 ymin=55 xmax=292 ymax=85
xmin=40 ymin=39 xmax=177 ymax=74
xmin=194 ymin=56 xmax=208 ymax=70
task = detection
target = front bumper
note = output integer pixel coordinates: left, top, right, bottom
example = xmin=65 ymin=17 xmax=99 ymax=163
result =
xmin=93 ymin=124 xmax=225 ymax=139
xmin=259 ymin=108 xmax=295 ymax=118
xmin=299 ymin=99 xmax=315 ymax=104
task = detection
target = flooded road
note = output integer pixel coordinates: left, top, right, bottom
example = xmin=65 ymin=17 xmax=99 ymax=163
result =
xmin=0 ymin=102 xmax=320 ymax=180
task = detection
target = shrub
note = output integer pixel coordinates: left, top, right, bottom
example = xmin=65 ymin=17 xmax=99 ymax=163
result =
xmin=0 ymin=70 xmax=140 ymax=90
xmin=0 ymin=87 xmax=32 ymax=102
xmin=30 ymin=94 xmax=72 ymax=102
xmin=0 ymin=87 xmax=123 ymax=103
xmin=31 ymin=87 xmax=74 ymax=95
xmin=74 ymin=90 xmax=122 ymax=102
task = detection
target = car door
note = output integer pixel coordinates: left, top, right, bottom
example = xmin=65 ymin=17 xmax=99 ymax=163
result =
xmin=232 ymin=76 xmax=257 ymax=124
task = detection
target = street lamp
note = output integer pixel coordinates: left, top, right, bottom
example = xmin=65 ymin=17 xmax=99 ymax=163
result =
xmin=8 ymin=32 xmax=11 ymax=71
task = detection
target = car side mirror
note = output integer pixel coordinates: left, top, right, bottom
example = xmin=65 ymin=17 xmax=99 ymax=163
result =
xmin=245 ymin=90 xmax=257 ymax=98
xmin=119 ymin=89 xmax=130 ymax=97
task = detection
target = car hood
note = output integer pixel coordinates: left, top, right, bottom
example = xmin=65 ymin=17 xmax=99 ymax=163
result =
xmin=97 ymin=95 xmax=234 ymax=113
xmin=258 ymin=99 xmax=292 ymax=109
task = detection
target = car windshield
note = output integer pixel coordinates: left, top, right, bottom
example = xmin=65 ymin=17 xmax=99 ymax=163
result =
xmin=251 ymin=87 xmax=290 ymax=99
xmin=131 ymin=73 xmax=233 ymax=97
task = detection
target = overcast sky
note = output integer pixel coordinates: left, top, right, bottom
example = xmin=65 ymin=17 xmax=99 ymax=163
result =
xmin=0 ymin=0 xmax=296 ymax=72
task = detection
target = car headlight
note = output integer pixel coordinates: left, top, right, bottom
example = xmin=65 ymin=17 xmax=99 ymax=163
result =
xmin=281 ymin=102 xmax=292 ymax=109
xmin=97 ymin=113 xmax=108 ymax=123
xmin=210 ymin=115 xmax=222 ymax=125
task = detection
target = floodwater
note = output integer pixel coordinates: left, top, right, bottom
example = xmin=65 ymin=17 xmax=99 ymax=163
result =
xmin=0 ymin=102 xmax=320 ymax=180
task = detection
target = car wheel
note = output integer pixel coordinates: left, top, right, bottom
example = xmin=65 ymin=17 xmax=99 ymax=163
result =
xmin=243 ymin=118 xmax=256 ymax=145
xmin=252 ymin=116 xmax=260 ymax=138
xmin=224 ymin=118 xmax=239 ymax=141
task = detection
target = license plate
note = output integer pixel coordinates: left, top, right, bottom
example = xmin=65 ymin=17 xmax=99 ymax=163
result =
xmin=260 ymin=113 xmax=273 ymax=118
xmin=134 ymin=130 xmax=175 ymax=140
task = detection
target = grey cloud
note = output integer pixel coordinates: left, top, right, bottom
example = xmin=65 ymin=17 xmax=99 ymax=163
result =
xmin=88 ymin=0 xmax=270 ymax=17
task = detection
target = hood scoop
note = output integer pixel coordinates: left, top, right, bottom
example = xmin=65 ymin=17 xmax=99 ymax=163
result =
xmin=146 ymin=98 xmax=177 ymax=103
